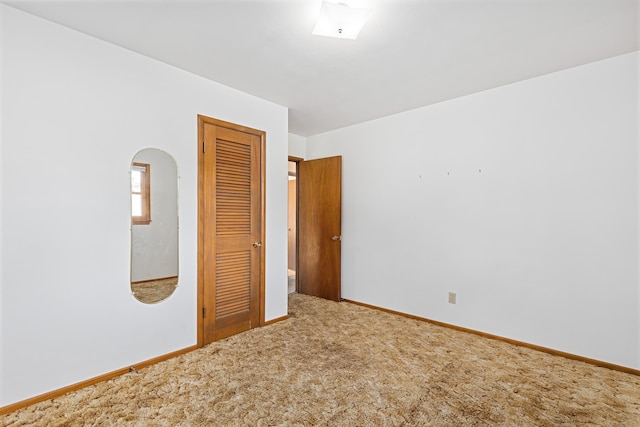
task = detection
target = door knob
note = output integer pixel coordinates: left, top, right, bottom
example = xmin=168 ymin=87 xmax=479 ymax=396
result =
xmin=252 ymin=241 xmax=263 ymax=248
xmin=331 ymin=235 xmax=341 ymax=241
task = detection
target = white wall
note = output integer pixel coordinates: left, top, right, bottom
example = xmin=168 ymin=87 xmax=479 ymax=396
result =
xmin=307 ymin=52 xmax=640 ymax=369
xmin=131 ymin=149 xmax=179 ymax=283
xmin=288 ymin=133 xmax=307 ymax=159
xmin=0 ymin=5 xmax=288 ymax=406
xmin=0 ymin=4 xmax=4 ymax=405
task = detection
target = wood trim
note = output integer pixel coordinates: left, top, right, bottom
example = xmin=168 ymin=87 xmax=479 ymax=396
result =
xmin=197 ymin=116 xmax=205 ymax=347
xmin=288 ymin=157 xmax=301 ymax=291
xmin=294 ymin=159 xmax=300 ymax=292
xmin=342 ymin=299 xmax=640 ymax=377
xmin=130 ymin=275 xmax=178 ymax=285
xmin=0 ymin=345 xmax=198 ymax=416
xmin=263 ymin=315 xmax=289 ymax=326
xmin=197 ymin=114 xmax=267 ymax=344
xmin=199 ymin=116 xmax=265 ymax=137
xmin=259 ymin=132 xmax=267 ymax=326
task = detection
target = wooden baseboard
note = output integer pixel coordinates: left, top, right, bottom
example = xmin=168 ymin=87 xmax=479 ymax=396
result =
xmin=263 ymin=314 xmax=289 ymax=326
xmin=130 ymin=275 xmax=178 ymax=285
xmin=342 ymin=298 xmax=640 ymax=377
xmin=5 ymin=300 xmax=635 ymax=416
xmin=2 ymin=312 xmax=290 ymax=416
xmin=0 ymin=345 xmax=198 ymax=416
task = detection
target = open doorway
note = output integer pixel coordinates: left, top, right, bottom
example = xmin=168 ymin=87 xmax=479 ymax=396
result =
xmin=287 ymin=155 xmax=342 ymax=301
xmin=287 ymin=159 xmax=299 ymax=294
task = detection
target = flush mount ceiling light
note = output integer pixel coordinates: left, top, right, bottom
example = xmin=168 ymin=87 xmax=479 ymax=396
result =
xmin=312 ymin=0 xmax=372 ymax=40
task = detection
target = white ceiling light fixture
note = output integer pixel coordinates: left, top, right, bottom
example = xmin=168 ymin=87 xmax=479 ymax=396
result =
xmin=312 ymin=0 xmax=372 ymax=40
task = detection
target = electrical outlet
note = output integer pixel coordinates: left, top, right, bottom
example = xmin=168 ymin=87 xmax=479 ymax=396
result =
xmin=448 ymin=292 xmax=457 ymax=304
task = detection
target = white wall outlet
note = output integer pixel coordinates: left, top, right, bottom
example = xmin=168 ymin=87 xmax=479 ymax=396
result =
xmin=448 ymin=292 xmax=457 ymax=304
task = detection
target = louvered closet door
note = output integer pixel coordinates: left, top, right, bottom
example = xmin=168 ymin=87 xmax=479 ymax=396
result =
xmin=203 ymin=124 xmax=261 ymax=343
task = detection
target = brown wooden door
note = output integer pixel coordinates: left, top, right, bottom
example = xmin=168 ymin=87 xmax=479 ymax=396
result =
xmin=199 ymin=116 xmax=265 ymax=345
xmin=298 ymin=156 xmax=342 ymax=302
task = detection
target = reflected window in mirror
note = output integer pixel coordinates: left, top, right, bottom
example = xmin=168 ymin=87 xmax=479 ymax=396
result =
xmin=131 ymin=162 xmax=151 ymax=225
xmin=130 ymin=149 xmax=179 ymax=304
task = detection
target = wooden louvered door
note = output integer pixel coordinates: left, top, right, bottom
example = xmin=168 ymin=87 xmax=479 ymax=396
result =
xmin=198 ymin=116 xmax=265 ymax=345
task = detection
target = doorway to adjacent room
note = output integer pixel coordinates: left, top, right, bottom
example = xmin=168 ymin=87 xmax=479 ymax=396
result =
xmin=288 ymin=155 xmax=342 ymax=302
xmin=287 ymin=159 xmax=299 ymax=294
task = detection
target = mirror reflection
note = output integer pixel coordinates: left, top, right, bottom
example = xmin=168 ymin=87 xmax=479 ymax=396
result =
xmin=130 ymin=148 xmax=179 ymax=304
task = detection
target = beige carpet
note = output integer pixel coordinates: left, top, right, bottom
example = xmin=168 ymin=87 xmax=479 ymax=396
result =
xmin=131 ymin=277 xmax=178 ymax=304
xmin=2 ymin=294 xmax=640 ymax=426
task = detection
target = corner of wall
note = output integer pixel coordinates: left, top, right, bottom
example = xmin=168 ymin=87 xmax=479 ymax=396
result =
xmin=636 ymin=50 xmax=640 ymax=369
xmin=0 ymin=4 xmax=288 ymax=405
xmin=303 ymin=52 xmax=640 ymax=368
xmin=0 ymin=2 xmax=5 ymax=405
xmin=288 ymin=133 xmax=307 ymax=159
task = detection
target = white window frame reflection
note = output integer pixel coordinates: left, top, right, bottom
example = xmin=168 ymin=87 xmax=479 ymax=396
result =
xmin=131 ymin=162 xmax=151 ymax=225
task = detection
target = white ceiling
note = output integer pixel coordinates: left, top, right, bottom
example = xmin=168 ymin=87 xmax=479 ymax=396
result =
xmin=4 ymin=0 xmax=639 ymax=136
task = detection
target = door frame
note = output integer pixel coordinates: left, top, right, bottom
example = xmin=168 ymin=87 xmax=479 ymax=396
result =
xmin=288 ymin=156 xmax=303 ymax=293
xmin=197 ymin=115 xmax=266 ymax=348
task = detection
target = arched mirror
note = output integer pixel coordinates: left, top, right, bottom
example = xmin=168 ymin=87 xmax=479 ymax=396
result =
xmin=130 ymin=148 xmax=179 ymax=304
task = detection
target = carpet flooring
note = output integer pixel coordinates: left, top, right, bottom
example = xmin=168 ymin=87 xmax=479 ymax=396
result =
xmin=131 ymin=277 xmax=178 ymax=304
xmin=2 ymin=293 xmax=639 ymax=426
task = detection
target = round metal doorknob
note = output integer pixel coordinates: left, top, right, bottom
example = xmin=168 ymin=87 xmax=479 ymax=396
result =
xmin=252 ymin=241 xmax=263 ymax=248
xmin=331 ymin=235 xmax=341 ymax=241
